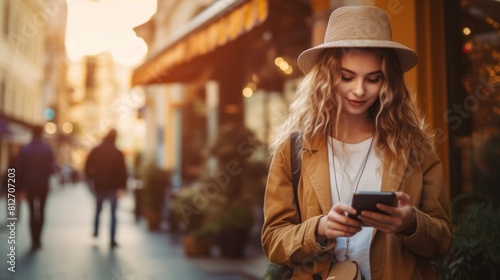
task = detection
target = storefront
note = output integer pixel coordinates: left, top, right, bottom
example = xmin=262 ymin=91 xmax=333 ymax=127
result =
xmin=445 ymin=0 xmax=500 ymax=201
xmin=132 ymin=0 xmax=311 ymax=186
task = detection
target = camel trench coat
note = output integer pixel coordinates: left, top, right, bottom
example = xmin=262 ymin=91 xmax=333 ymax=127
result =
xmin=261 ymin=134 xmax=452 ymax=280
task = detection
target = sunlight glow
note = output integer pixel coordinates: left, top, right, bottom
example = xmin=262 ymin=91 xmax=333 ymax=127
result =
xmin=65 ymin=0 xmax=156 ymax=65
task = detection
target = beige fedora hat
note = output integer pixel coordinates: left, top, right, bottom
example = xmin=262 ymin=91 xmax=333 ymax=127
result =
xmin=298 ymin=6 xmax=418 ymax=74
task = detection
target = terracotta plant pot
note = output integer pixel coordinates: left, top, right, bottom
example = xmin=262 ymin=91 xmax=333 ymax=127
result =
xmin=181 ymin=234 xmax=212 ymax=257
xmin=144 ymin=208 xmax=161 ymax=231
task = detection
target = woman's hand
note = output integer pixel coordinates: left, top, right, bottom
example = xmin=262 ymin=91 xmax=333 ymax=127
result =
xmin=317 ymin=202 xmax=363 ymax=239
xmin=357 ymin=191 xmax=417 ymax=235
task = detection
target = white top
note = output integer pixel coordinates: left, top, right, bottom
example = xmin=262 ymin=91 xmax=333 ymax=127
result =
xmin=327 ymin=136 xmax=382 ymax=280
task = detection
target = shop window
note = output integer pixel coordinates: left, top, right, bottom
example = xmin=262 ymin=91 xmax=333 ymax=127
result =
xmin=448 ymin=0 xmax=500 ymax=201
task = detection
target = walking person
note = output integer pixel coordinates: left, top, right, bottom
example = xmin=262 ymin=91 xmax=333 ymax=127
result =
xmin=85 ymin=129 xmax=127 ymax=248
xmin=17 ymin=125 xmax=56 ymax=250
xmin=261 ymin=6 xmax=452 ymax=279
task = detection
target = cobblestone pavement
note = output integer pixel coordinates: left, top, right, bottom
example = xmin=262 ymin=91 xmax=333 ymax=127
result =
xmin=0 ymin=182 xmax=269 ymax=280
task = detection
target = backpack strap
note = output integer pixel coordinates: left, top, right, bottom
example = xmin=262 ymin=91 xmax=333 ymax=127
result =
xmin=270 ymin=133 xmax=303 ymax=279
xmin=290 ymin=132 xmax=302 ymax=222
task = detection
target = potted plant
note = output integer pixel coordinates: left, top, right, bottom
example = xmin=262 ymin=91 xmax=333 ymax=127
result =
xmin=440 ymin=192 xmax=500 ymax=280
xmin=200 ymin=123 xmax=267 ymax=258
xmin=141 ymin=162 xmax=170 ymax=231
xmin=204 ymin=196 xmax=254 ymax=258
xmin=170 ymin=184 xmax=214 ymax=257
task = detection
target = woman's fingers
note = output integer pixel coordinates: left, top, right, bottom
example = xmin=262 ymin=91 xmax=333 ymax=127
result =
xmin=357 ymin=192 xmax=416 ymax=234
xmin=358 ymin=212 xmax=396 ymax=232
xmin=332 ymin=202 xmax=357 ymax=216
xmin=322 ymin=203 xmax=362 ymax=238
xmin=394 ymin=191 xmax=411 ymax=207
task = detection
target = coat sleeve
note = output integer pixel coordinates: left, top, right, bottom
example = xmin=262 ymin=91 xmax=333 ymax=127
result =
xmin=46 ymin=146 xmax=56 ymax=177
xmin=84 ymin=149 xmax=95 ymax=179
xmin=397 ymin=144 xmax=453 ymax=260
xmin=261 ymin=140 xmax=335 ymax=268
xmin=117 ymin=151 xmax=127 ymax=190
xmin=16 ymin=149 xmax=26 ymax=191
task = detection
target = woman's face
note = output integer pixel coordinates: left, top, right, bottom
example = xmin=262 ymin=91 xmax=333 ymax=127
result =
xmin=334 ymin=50 xmax=384 ymax=119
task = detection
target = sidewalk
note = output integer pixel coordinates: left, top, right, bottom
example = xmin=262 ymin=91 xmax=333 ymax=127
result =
xmin=0 ymin=182 xmax=270 ymax=280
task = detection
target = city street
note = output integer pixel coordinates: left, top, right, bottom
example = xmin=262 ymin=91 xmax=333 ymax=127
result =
xmin=0 ymin=0 xmax=496 ymax=279
xmin=0 ymin=181 xmax=268 ymax=280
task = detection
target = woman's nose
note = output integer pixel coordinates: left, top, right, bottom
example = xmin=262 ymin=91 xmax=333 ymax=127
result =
xmin=352 ymin=78 xmax=365 ymax=96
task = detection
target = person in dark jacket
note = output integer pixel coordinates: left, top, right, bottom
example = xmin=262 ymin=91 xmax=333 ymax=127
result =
xmin=85 ymin=129 xmax=127 ymax=248
xmin=17 ymin=125 xmax=56 ymax=250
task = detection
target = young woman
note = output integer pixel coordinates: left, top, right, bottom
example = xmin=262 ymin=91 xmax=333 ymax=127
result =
xmin=261 ymin=6 xmax=452 ymax=280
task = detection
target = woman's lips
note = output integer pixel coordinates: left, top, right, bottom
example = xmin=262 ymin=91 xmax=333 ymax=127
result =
xmin=347 ymin=99 xmax=366 ymax=107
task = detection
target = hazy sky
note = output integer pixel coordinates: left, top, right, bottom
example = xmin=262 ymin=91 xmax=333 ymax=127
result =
xmin=65 ymin=0 xmax=156 ymax=66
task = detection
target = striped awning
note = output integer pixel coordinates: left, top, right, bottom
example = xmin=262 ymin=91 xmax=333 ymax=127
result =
xmin=132 ymin=0 xmax=269 ymax=86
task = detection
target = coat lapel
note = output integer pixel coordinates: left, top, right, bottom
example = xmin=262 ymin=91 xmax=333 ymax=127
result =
xmin=302 ymin=134 xmax=333 ymax=214
xmin=372 ymin=148 xmax=411 ymax=240
xmin=380 ymin=149 xmax=410 ymax=192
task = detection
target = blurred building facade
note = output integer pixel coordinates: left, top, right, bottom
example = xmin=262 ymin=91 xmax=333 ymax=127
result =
xmin=133 ymin=0 xmax=310 ymax=189
xmin=42 ymin=0 xmax=70 ymax=169
xmin=64 ymin=52 xmax=148 ymax=173
xmin=0 ymin=0 xmax=151 ymax=179
xmin=0 ymin=0 xmax=68 ymax=174
xmin=133 ymin=0 xmax=216 ymax=188
xmin=66 ymin=53 xmax=123 ymax=168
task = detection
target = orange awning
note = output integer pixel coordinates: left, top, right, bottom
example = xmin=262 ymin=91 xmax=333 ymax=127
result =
xmin=132 ymin=0 xmax=268 ymax=86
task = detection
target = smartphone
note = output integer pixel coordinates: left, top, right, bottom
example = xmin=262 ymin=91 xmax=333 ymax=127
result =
xmin=348 ymin=191 xmax=397 ymax=221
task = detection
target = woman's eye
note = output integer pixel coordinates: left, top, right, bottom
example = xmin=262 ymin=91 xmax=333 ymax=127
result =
xmin=341 ymin=76 xmax=353 ymax=81
xmin=367 ymin=76 xmax=382 ymax=83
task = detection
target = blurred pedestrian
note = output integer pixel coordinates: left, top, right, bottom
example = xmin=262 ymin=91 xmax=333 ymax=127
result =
xmin=17 ymin=125 xmax=56 ymax=250
xmin=85 ymin=129 xmax=127 ymax=248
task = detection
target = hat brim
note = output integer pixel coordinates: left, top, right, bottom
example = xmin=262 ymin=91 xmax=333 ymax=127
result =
xmin=297 ymin=40 xmax=419 ymax=74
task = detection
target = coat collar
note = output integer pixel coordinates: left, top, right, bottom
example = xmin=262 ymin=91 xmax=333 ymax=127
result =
xmin=301 ymin=134 xmax=409 ymax=214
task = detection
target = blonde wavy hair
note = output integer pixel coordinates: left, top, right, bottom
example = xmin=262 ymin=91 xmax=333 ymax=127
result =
xmin=270 ymin=47 xmax=434 ymax=170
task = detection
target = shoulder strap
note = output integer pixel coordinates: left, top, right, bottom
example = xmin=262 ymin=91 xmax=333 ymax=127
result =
xmin=290 ymin=132 xmax=302 ymax=222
